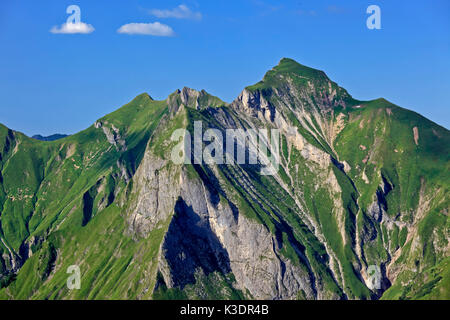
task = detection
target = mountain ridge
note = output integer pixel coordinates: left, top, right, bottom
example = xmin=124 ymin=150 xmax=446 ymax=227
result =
xmin=0 ymin=58 xmax=448 ymax=300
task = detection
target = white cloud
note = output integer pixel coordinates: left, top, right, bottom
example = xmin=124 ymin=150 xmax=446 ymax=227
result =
xmin=150 ymin=4 xmax=202 ymax=20
xmin=117 ymin=22 xmax=175 ymax=36
xmin=50 ymin=22 xmax=95 ymax=34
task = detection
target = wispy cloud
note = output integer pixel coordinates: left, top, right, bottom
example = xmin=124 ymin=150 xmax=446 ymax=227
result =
xmin=117 ymin=22 xmax=175 ymax=36
xmin=149 ymin=4 xmax=202 ymax=20
xmin=50 ymin=22 xmax=94 ymax=34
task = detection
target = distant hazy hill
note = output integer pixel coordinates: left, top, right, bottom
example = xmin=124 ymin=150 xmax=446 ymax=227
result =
xmin=0 ymin=58 xmax=448 ymax=300
xmin=31 ymin=134 xmax=69 ymax=141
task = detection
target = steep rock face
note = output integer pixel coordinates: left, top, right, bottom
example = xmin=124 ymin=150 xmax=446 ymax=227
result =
xmin=233 ymin=89 xmax=276 ymax=123
xmin=127 ymin=153 xmax=181 ymax=237
xmin=167 ymin=87 xmax=225 ymax=114
xmin=157 ymin=169 xmax=315 ymax=299
xmin=124 ymin=87 xmax=322 ymax=298
xmin=127 ymin=141 xmax=317 ymax=299
xmin=156 ymin=172 xmax=231 ymax=290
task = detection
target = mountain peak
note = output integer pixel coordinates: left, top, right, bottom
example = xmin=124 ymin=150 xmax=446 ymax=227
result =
xmin=246 ymin=58 xmax=331 ymax=93
xmin=241 ymin=58 xmax=354 ymax=112
xmin=272 ymin=57 xmax=328 ymax=81
xmin=277 ymin=57 xmax=314 ymax=69
xmin=133 ymin=92 xmax=153 ymax=101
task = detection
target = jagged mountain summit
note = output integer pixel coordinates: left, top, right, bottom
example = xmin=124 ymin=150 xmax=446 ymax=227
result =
xmin=0 ymin=58 xmax=448 ymax=300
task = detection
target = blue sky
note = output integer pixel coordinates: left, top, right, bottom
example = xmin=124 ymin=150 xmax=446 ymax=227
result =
xmin=0 ymin=0 xmax=449 ymax=136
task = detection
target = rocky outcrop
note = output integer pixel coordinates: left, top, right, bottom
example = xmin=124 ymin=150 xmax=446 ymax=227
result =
xmin=167 ymin=87 xmax=225 ymax=114
xmin=128 ymin=152 xmax=317 ymax=299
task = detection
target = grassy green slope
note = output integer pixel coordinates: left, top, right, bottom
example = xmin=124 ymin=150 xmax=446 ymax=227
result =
xmin=0 ymin=94 xmax=168 ymax=295
xmin=333 ymin=98 xmax=449 ymax=299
